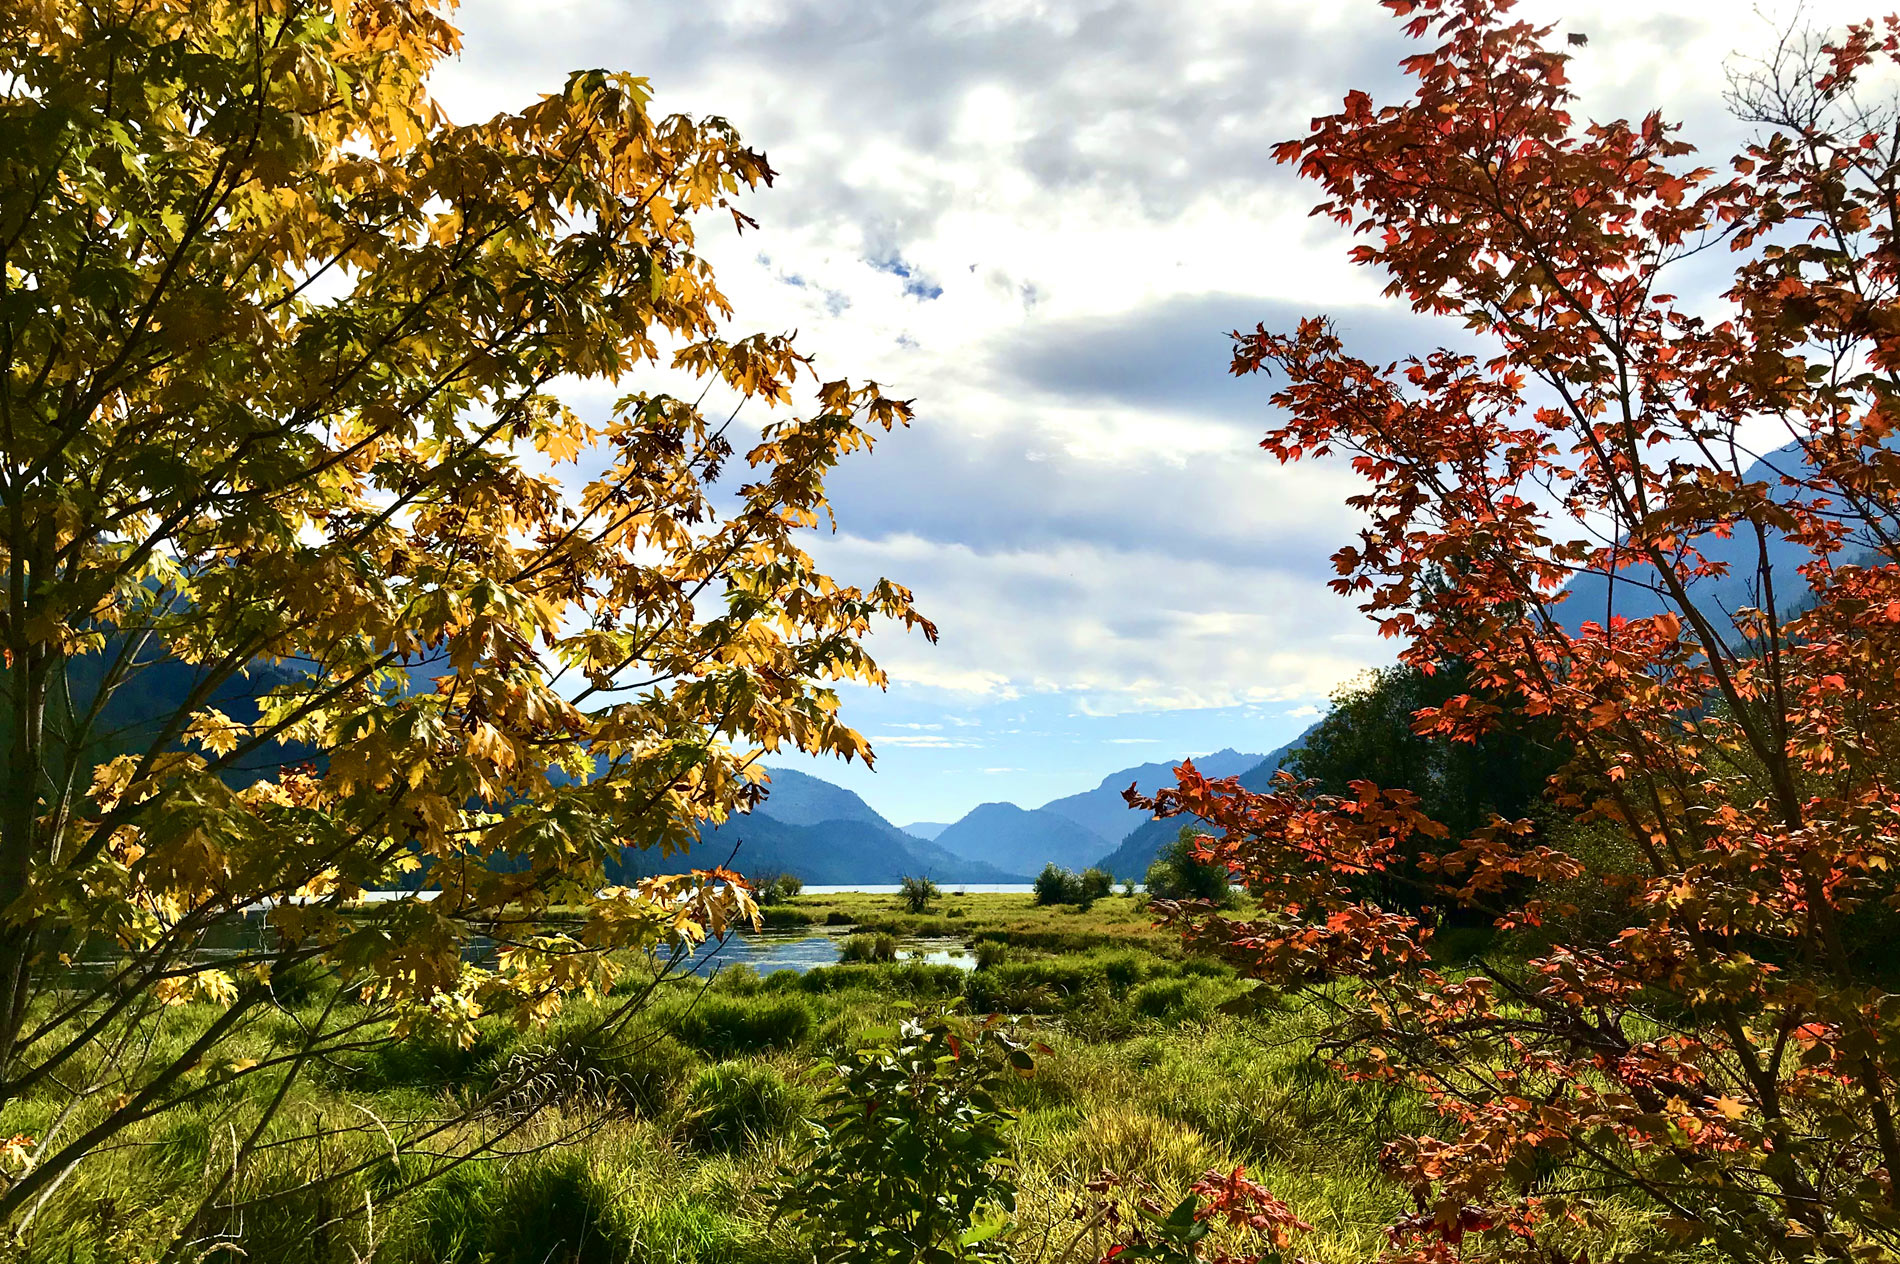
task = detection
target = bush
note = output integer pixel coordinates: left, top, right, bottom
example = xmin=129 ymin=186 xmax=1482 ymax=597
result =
xmin=973 ymin=941 xmax=1009 ymax=970
xmin=1033 ymin=863 xmax=1084 ymax=907
xmin=839 ymin=932 xmax=898 ymax=964
xmin=1143 ymin=828 xmax=1234 ymax=906
xmin=674 ymin=994 xmax=813 ymax=1057
xmin=504 ymin=1023 xmax=699 ymax=1116
xmin=482 ymin=1153 xmax=634 ymax=1264
xmin=680 ymin=1061 xmax=806 ymax=1152
xmin=1035 ymin=863 xmax=1112 ymax=909
xmin=762 ymin=872 xmax=805 ymax=902
xmin=774 ymin=1013 xmax=1033 ymax=1261
xmin=349 ymin=1022 xmax=517 ymax=1092
xmin=790 ymin=962 xmax=967 ymax=999
xmin=899 ymin=875 xmax=939 ymax=913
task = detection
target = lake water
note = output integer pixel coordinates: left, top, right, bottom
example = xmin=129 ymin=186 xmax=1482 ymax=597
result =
xmin=265 ymin=883 xmax=1048 ymax=906
xmin=800 ymin=884 xmax=1036 ymax=896
xmin=76 ymin=919 xmax=972 ymax=985
xmin=670 ymin=931 xmax=974 ymax=978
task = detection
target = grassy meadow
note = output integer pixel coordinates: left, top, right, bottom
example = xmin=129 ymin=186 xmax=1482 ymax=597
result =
xmin=5 ymin=892 xmax=1426 ymax=1263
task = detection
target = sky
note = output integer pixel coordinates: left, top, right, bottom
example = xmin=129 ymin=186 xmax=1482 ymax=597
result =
xmin=433 ymin=0 xmax=1874 ymax=826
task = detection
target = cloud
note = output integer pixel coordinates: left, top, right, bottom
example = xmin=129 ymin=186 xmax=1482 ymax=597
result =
xmin=434 ymin=0 xmax=1842 ymax=822
xmin=818 ymin=531 xmax=1384 ymax=715
xmin=869 ymin=734 xmax=984 ymax=748
xmin=996 ymin=293 xmax=1481 ymax=423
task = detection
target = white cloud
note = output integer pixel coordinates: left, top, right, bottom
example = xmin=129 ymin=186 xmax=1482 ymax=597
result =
xmin=435 ymin=0 xmax=1852 ymax=809
xmin=869 ymin=735 xmax=984 ymax=749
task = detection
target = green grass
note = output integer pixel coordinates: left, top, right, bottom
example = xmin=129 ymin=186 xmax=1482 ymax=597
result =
xmin=2 ymin=893 xmax=1424 ymax=1264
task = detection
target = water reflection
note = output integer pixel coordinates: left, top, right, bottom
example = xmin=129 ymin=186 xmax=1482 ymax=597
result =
xmin=71 ymin=916 xmax=972 ymax=988
xmin=673 ymin=933 xmax=974 ymax=978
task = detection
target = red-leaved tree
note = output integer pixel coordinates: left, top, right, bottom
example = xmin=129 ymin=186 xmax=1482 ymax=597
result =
xmin=1140 ymin=3 xmax=1900 ymax=1261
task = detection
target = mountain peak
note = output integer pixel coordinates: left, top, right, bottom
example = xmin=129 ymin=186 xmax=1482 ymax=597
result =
xmin=1045 ymin=748 xmax=1267 ymax=845
xmin=932 ymin=803 xmax=1110 ymax=874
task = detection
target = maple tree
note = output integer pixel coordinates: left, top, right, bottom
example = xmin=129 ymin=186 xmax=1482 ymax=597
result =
xmin=0 ymin=0 xmax=927 ymax=1239
xmin=1138 ymin=2 xmax=1900 ymax=1261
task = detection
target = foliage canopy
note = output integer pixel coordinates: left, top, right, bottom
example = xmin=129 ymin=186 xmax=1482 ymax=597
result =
xmin=0 ymin=0 xmax=924 ymax=1236
xmin=1145 ymin=2 xmax=1900 ymax=1261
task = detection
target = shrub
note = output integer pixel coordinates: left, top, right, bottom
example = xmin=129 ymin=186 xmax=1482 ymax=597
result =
xmin=674 ymin=995 xmax=813 ymax=1057
xmin=839 ymin=932 xmax=898 ymax=964
xmin=1034 ymin=863 xmax=1080 ymax=906
xmin=973 ymin=941 xmax=1009 ymax=970
xmin=503 ymin=1023 xmax=698 ymax=1116
xmin=349 ymin=1022 xmax=517 ymax=1092
xmin=1035 ymin=864 xmax=1113 ymax=909
xmin=1143 ymin=828 xmax=1234 ymax=906
xmin=899 ymin=875 xmax=940 ymax=913
xmin=748 ymin=871 xmax=804 ymax=904
xmin=774 ymin=1013 xmax=1034 ymax=1261
xmin=680 ymin=1061 xmax=806 ymax=1152
xmin=792 ymin=962 xmax=967 ymax=999
xmin=481 ymin=1153 xmax=634 ymax=1264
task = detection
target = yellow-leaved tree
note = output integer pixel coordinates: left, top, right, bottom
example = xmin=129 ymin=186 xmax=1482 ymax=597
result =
xmin=0 ymin=0 xmax=928 ymax=1247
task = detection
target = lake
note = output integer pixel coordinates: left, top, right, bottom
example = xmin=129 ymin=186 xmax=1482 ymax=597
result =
xmin=670 ymin=931 xmax=976 ymax=978
xmin=73 ymin=918 xmax=973 ymax=985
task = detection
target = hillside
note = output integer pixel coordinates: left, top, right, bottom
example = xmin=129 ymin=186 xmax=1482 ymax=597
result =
xmin=1038 ymin=747 xmax=1265 ymax=844
xmin=749 ymin=766 xmax=892 ymax=828
xmin=1093 ymin=740 xmax=1304 ymax=879
xmin=666 ymin=766 xmax=1031 ymax=885
xmin=616 ymin=811 xmax=1026 ymax=886
xmin=932 ymin=801 xmax=1112 ymax=875
xmin=901 ymin=821 xmax=951 ymax=841
xmin=1556 ymin=438 xmax=1838 ymax=634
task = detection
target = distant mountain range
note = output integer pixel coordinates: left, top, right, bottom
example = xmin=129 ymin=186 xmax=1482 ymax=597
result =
xmin=1092 ymin=741 xmax=1302 ymax=879
xmin=713 ymin=744 xmax=1312 ymax=886
xmin=930 ymin=802 xmax=1113 ymax=875
xmin=1037 ymin=747 xmax=1266 ymax=846
xmin=683 ymin=767 xmax=1030 ymax=885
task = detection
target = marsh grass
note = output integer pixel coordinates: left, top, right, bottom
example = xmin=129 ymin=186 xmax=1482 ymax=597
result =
xmin=6 ymin=895 xmax=1430 ymax=1264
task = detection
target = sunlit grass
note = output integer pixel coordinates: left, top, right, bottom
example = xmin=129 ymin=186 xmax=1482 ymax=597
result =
xmin=4 ymin=895 xmax=1424 ymax=1263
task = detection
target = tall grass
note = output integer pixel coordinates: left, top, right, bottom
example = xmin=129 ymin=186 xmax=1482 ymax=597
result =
xmin=6 ymin=902 xmax=1429 ymax=1264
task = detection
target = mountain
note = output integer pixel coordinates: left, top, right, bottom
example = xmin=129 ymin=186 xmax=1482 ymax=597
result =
xmin=932 ymin=802 xmax=1113 ymax=875
xmin=1093 ymin=739 xmax=1305 ymax=879
xmin=747 ymin=766 xmax=890 ymax=828
xmin=624 ymin=811 xmax=1024 ymax=886
xmin=902 ymin=821 xmax=951 ymax=841
xmin=667 ymin=766 xmax=1030 ymax=885
xmin=1556 ymin=438 xmax=1841 ymax=635
xmin=1038 ymin=747 xmax=1266 ymax=845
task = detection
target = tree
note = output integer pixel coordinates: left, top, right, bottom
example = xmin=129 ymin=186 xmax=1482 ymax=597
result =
xmin=1141 ymin=3 xmax=1900 ymax=1261
xmin=1031 ymin=862 xmax=1110 ymax=908
xmin=0 ymin=0 xmax=928 ymax=1244
xmin=773 ymin=1013 xmax=1034 ymax=1263
xmin=1283 ymin=661 xmax=1565 ymax=915
xmin=1141 ymin=827 xmax=1232 ymax=906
